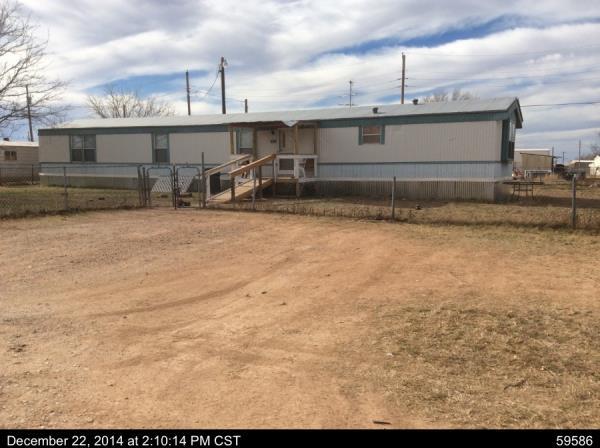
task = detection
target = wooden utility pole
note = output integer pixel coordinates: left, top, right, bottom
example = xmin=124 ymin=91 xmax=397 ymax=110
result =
xmin=25 ymin=85 xmax=33 ymax=142
xmin=122 ymin=104 xmax=126 ymax=117
xmin=185 ymin=70 xmax=191 ymax=116
xmin=219 ymin=57 xmax=227 ymax=114
xmin=401 ymin=53 xmax=406 ymax=104
xmin=571 ymin=173 xmax=577 ymax=229
xmin=578 ymin=139 xmax=581 ymax=162
xmin=348 ymin=80 xmax=354 ymax=108
xmin=244 ymin=98 xmax=248 ymax=113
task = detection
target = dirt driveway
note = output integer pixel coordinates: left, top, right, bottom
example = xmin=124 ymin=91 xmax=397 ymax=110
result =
xmin=0 ymin=210 xmax=598 ymax=428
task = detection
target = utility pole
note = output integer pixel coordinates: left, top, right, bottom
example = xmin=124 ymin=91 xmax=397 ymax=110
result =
xmin=401 ymin=52 xmax=406 ymax=104
xmin=25 ymin=85 xmax=33 ymax=142
xmin=562 ymin=152 xmax=565 ymax=164
xmin=244 ymin=98 xmax=248 ymax=113
xmin=578 ymin=139 xmax=581 ymax=161
xmin=551 ymin=146 xmax=555 ymax=171
xmin=219 ymin=57 xmax=227 ymax=114
xmin=122 ymin=104 xmax=127 ymax=117
xmin=348 ymin=80 xmax=354 ymax=108
xmin=185 ymin=70 xmax=191 ymax=116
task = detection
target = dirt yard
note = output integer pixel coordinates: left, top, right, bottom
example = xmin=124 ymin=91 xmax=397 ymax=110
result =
xmin=0 ymin=209 xmax=598 ymax=428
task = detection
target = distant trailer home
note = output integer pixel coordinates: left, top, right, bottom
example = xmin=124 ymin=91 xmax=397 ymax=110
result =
xmin=0 ymin=139 xmax=39 ymax=184
xmin=514 ymin=148 xmax=553 ymax=178
xmin=38 ymin=97 xmax=523 ymax=202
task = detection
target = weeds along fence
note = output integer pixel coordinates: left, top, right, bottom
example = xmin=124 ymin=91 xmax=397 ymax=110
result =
xmin=0 ymin=164 xmax=39 ymax=185
xmin=0 ymin=163 xmax=209 ymax=218
xmin=0 ymin=164 xmax=142 ymax=217
xmin=2 ymin=164 xmax=600 ymax=231
xmin=207 ymin=176 xmax=600 ymax=231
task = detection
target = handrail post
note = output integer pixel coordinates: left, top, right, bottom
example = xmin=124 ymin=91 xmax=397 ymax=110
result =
xmin=252 ymin=168 xmax=256 ymax=211
xmin=272 ymin=158 xmax=276 ymax=197
xmin=258 ymin=165 xmax=263 ymax=199
xmin=201 ymin=152 xmax=206 ymax=208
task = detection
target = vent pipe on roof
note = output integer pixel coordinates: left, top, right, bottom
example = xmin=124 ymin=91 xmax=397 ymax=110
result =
xmin=412 ymin=98 xmax=419 ymax=105
xmin=372 ymin=107 xmax=379 ymax=114
xmin=3 ymin=137 xmax=9 ymax=141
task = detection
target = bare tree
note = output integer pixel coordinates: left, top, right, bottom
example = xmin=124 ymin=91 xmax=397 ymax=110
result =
xmin=582 ymin=131 xmax=600 ymax=159
xmin=0 ymin=1 xmax=67 ymax=134
xmin=87 ymin=85 xmax=174 ymax=118
xmin=422 ymin=88 xmax=478 ymax=103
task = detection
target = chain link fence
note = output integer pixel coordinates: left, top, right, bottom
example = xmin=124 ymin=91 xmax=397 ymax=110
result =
xmin=0 ymin=164 xmax=142 ymax=217
xmin=206 ymin=176 xmax=600 ymax=231
xmin=0 ymin=164 xmax=39 ymax=185
xmin=2 ymin=163 xmax=600 ymax=230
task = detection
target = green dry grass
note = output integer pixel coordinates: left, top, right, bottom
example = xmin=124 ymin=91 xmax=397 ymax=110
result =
xmin=350 ymin=302 xmax=600 ymax=428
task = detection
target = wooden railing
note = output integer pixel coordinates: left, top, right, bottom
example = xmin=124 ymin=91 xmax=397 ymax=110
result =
xmin=204 ymin=154 xmax=251 ymax=202
xmin=229 ymin=154 xmax=276 ymax=201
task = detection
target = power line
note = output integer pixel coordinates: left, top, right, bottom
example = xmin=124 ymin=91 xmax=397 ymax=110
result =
xmin=521 ymin=101 xmax=600 ymax=107
xmin=196 ymin=69 xmax=220 ymax=100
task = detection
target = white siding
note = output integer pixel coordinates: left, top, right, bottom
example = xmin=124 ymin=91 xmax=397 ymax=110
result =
xmin=1 ymin=146 xmax=38 ymax=163
xmin=97 ymin=134 xmax=151 ymax=163
xmin=39 ymin=135 xmax=69 ymax=162
xmin=170 ymin=132 xmax=229 ymax=164
xmin=319 ymin=121 xmax=502 ymax=163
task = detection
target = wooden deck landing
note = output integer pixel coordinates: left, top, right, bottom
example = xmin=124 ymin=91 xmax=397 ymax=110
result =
xmin=209 ymin=177 xmax=273 ymax=203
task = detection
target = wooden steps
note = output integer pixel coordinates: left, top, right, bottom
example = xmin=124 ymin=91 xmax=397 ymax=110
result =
xmin=209 ymin=177 xmax=273 ymax=203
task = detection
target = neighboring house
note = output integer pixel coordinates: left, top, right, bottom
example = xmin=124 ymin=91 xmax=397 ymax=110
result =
xmin=0 ymin=139 xmax=39 ymax=183
xmin=589 ymin=156 xmax=600 ymax=178
xmin=514 ymin=148 xmax=553 ymax=173
xmin=38 ymin=97 xmax=523 ymax=201
xmin=0 ymin=139 xmax=39 ymax=164
xmin=568 ymin=159 xmax=594 ymax=177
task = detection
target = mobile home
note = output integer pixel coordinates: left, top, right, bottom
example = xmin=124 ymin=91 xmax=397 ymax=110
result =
xmin=38 ymin=97 xmax=523 ymax=201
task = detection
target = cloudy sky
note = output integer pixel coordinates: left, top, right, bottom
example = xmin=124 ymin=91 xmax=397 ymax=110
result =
xmin=15 ymin=0 xmax=600 ymax=160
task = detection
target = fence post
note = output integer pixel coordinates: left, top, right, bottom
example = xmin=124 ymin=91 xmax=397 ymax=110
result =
xmin=136 ymin=166 xmax=142 ymax=207
xmin=571 ymin=173 xmax=577 ymax=229
xmin=172 ymin=165 xmax=177 ymax=210
xmin=146 ymin=168 xmax=153 ymax=208
xmin=201 ymin=152 xmax=206 ymax=209
xmin=63 ymin=166 xmax=68 ymax=211
xmin=252 ymin=168 xmax=257 ymax=211
xmin=272 ymin=159 xmax=277 ymax=197
xmin=31 ymin=164 xmax=34 ymax=185
xmin=391 ymin=176 xmax=396 ymax=221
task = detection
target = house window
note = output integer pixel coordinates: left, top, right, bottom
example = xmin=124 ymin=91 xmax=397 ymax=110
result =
xmin=360 ymin=125 xmax=385 ymax=144
xmin=3 ymin=150 xmax=17 ymax=161
xmin=237 ymin=128 xmax=253 ymax=155
xmin=153 ymin=133 xmax=169 ymax=163
xmin=70 ymin=135 xmax=96 ymax=162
